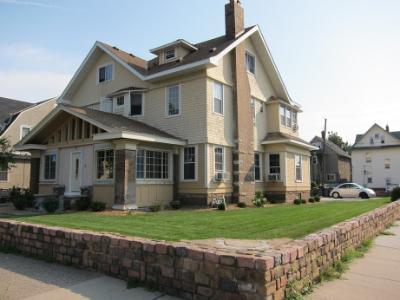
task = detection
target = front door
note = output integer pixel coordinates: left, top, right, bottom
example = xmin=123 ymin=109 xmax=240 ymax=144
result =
xmin=70 ymin=152 xmax=82 ymax=194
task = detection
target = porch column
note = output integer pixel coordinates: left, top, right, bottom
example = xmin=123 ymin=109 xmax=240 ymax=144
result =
xmin=173 ymin=150 xmax=180 ymax=200
xmin=29 ymin=150 xmax=42 ymax=194
xmin=112 ymin=140 xmax=137 ymax=210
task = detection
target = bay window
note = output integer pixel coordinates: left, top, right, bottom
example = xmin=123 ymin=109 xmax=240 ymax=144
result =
xmin=295 ymin=155 xmax=302 ymax=181
xmin=136 ymin=149 xmax=169 ymax=180
xmin=130 ymin=92 xmax=143 ymax=116
xmin=96 ymin=149 xmax=114 ymax=180
xmin=268 ymin=154 xmax=280 ymax=181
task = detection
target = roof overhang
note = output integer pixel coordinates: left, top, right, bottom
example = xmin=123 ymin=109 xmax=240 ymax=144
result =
xmin=15 ymin=144 xmax=47 ymax=151
xmin=93 ymin=131 xmax=186 ymax=146
xmin=262 ymin=139 xmax=318 ymax=150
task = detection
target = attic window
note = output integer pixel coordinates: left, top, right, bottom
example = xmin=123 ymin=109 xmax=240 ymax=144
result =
xmin=245 ymin=51 xmax=255 ymax=74
xmin=98 ymin=64 xmax=113 ymax=83
xmin=165 ymin=49 xmax=176 ymax=61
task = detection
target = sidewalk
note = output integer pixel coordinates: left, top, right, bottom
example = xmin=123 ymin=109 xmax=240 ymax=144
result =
xmin=310 ymin=220 xmax=400 ymax=300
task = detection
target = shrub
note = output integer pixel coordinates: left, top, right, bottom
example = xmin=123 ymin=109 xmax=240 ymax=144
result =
xmin=309 ymin=198 xmax=315 ymax=203
xmin=23 ymin=189 xmax=35 ymax=208
xmin=314 ymin=195 xmax=321 ymax=202
xmin=301 ymin=199 xmax=307 ymax=204
xmin=10 ymin=187 xmax=35 ymax=210
xmin=75 ymin=196 xmax=91 ymax=211
xmin=237 ymin=202 xmax=247 ymax=208
xmin=91 ymin=201 xmax=106 ymax=212
xmin=217 ymin=202 xmax=226 ymax=210
xmin=294 ymin=199 xmax=302 ymax=205
xmin=253 ymin=191 xmax=267 ymax=208
xmin=43 ymin=197 xmax=58 ymax=213
xmin=12 ymin=193 xmax=26 ymax=210
xmin=391 ymin=187 xmax=400 ymax=202
xmin=149 ymin=205 xmax=161 ymax=212
xmin=170 ymin=200 xmax=181 ymax=210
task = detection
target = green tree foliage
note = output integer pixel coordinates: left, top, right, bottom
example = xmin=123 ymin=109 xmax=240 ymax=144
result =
xmin=0 ymin=137 xmax=15 ymax=170
xmin=328 ymin=131 xmax=352 ymax=153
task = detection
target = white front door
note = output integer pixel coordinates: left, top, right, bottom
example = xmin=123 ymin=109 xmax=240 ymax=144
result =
xmin=70 ymin=152 xmax=82 ymax=194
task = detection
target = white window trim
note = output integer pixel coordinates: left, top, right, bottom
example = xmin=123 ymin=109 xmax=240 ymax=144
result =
xmin=136 ymin=147 xmax=172 ymax=182
xmin=267 ymin=153 xmax=282 ymax=182
xmin=130 ymin=92 xmax=145 ymax=117
xmin=213 ymin=81 xmax=224 ymax=116
xmin=20 ymin=125 xmax=32 ymax=140
xmin=295 ymin=154 xmax=303 ymax=182
xmin=96 ymin=62 xmax=114 ymax=84
xmin=94 ymin=147 xmax=115 ymax=184
xmin=245 ymin=50 xmax=256 ymax=75
xmin=254 ymin=152 xmax=263 ymax=182
xmin=0 ymin=165 xmax=8 ymax=182
xmin=181 ymin=145 xmax=198 ymax=182
xmin=213 ymin=145 xmax=225 ymax=182
xmin=165 ymin=84 xmax=182 ymax=118
xmin=115 ymin=95 xmax=125 ymax=106
xmin=164 ymin=48 xmax=177 ymax=62
xmin=100 ymin=97 xmax=113 ymax=112
xmin=41 ymin=151 xmax=58 ymax=182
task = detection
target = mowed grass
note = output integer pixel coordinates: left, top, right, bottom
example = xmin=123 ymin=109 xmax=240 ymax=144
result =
xmin=7 ymin=198 xmax=389 ymax=241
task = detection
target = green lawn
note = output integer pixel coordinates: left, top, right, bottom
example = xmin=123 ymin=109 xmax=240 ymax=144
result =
xmin=6 ymin=198 xmax=389 ymax=241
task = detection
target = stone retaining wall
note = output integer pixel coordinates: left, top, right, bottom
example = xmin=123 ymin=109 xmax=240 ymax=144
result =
xmin=0 ymin=201 xmax=399 ymax=300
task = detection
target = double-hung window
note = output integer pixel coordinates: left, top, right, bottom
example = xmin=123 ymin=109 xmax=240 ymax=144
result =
xmin=280 ymin=105 xmax=286 ymax=126
xmin=98 ymin=64 xmax=113 ymax=83
xmin=254 ymin=153 xmax=261 ymax=181
xmin=268 ymin=154 xmax=280 ymax=181
xmin=245 ymin=51 xmax=255 ymax=74
xmin=96 ymin=149 xmax=114 ymax=180
xmin=44 ymin=154 xmax=57 ymax=180
xmin=166 ymin=85 xmax=180 ymax=116
xmin=136 ymin=149 xmax=169 ymax=180
xmin=214 ymin=146 xmax=224 ymax=180
xmin=165 ymin=49 xmax=176 ymax=61
xmin=213 ymin=81 xmax=224 ymax=115
xmin=130 ymin=92 xmax=143 ymax=116
xmin=295 ymin=155 xmax=302 ymax=181
xmin=0 ymin=164 xmax=8 ymax=181
xmin=183 ymin=147 xmax=196 ymax=180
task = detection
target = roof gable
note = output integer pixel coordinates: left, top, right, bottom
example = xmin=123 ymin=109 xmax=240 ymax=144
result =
xmin=354 ymin=123 xmax=400 ymax=148
xmin=310 ymin=136 xmax=351 ymax=158
xmin=0 ymin=97 xmax=31 ymax=123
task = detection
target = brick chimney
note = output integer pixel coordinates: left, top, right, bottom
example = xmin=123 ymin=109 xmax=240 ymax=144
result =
xmin=386 ymin=125 xmax=390 ymax=132
xmin=225 ymin=0 xmax=245 ymax=39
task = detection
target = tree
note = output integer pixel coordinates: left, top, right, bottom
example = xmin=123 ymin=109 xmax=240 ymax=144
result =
xmin=328 ymin=131 xmax=352 ymax=153
xmin=0 ymin=137 xmax=15 ymax=170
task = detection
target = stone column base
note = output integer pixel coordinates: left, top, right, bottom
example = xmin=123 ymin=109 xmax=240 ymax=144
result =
xmin=112 ymin=203 xmax=138 ymax=211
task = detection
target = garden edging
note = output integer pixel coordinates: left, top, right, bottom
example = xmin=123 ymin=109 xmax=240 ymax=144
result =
xmin=0 ymin=201 xmax=399 ymax=300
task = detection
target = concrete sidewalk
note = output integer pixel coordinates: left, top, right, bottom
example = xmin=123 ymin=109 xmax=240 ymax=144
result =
xmin=0 ymin=252 xmax=179 ymax=300
xmin=310 ymin=220 xmax=400 ymax=300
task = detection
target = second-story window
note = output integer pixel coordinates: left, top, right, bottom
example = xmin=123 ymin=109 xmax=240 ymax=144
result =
xmin=165 ymin=49 xmax=176 ymax=61
xmin=130 ymin=93 xmax=143 ymax=116
xmin=213 ymin=81 xmax=224 ymax=115
xmin=20 ymin=125 xmax=32 ymax=140
xmin=116 ymin=96 xmax=124 ymax=106
xmin=280 ymin=105 xmax=286 ymax=126
xmin=98 ymin=64 xmax=113 ymax=83
xmin=245 ymin=51 xmax=255 ymax=74
xmin=166 ymin=85 xmax=180 ymax=116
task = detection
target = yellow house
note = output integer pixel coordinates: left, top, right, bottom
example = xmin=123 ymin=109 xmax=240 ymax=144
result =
xmin=17 ymin=0 xmax=316 ymax=209
xmin=0 ymin=97 xmax=57 ymax=190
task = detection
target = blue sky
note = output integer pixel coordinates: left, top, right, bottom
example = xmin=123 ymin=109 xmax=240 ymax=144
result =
xmin=1 ymin=0 xmax=399 ymax=143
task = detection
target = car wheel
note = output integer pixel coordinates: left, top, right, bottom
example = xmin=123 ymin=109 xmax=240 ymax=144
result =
xmin=360 ymin=192 xmax=369 ymax=199
xmin=332 ymin=192 xmax=340 ymax=199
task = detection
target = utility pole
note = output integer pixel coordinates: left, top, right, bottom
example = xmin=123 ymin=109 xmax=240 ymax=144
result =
xmin=321 ymin=119 xmax=327 ymax=189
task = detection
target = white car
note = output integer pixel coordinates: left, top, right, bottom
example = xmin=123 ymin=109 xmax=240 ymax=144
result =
xmin=330 ymin=183 xmax=376 ymax=199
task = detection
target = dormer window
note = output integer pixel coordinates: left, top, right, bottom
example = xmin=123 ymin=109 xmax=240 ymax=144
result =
xmin=165 ymin=49 xmax=176 ymax=61
xmin=98 ymin=64 xmax=113 ymax=83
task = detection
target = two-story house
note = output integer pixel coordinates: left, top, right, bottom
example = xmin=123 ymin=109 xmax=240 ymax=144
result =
xmin=310 ymin=136 xmax=352 ymax=185
xmin=352 ymin=123 xmax=400 ymax=192
xmin=17 ymin=0 xmax=316 ymax=209
xmin=0 ymin=97 xmax=57 ymax=189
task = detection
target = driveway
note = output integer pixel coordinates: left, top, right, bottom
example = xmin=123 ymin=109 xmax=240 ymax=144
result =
xmin=310 ymin=220 xmax=400 ymax=300
xmin=0 ymin=253 xmax=179 ymax=300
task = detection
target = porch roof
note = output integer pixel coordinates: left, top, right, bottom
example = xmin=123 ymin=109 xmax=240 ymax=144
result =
xmin=262 ymin=132 xmax=318 ymax=150
xmin=16 ymin=104 xmax=186 ymax=150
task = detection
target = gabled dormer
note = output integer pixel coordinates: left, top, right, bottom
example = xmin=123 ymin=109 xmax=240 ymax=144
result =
xmin=150 ymin=39 xmax=198 ymax=65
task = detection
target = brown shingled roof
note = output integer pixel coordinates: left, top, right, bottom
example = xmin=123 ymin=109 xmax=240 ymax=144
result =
xmin=263 ymin=132 xmax=313 ymax=147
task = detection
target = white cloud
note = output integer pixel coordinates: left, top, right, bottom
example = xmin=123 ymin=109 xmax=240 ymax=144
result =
xmin=0 ymin=70 xmax=71 ymax=102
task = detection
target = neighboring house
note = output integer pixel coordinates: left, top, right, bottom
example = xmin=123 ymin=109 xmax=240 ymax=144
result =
xmin=310 ymin=136 xmax=351 ymax=185
xmin=0 ymin=98 xmax=57 ymax=189
xmin=17 ymin=0 xmax=316 ymax=209
xmin=0 ymin=97 xmax=32 ymax=132
xmin=352 ymin=123 xmax=400 ymax=192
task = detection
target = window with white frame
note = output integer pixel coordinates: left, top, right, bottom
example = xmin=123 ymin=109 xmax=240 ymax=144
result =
xmin=254 ymin=153 xmax=261 ymax=181
xmin=100 ymin=98 xmax=113 ymax=112
xmin=44 ymin=154 xmax=57 ymax=180
xmin=213 ymin=81 xmax=224 ymax=115
xmin=130 ymin=92 xmax=143 ymax=116
xmin=385 ymin=158 xmax=391 ymax=169
xmin=164 ymin=49 xmax=176 ymax=61
xmin=183 ymin=147 xmax=196 ymax=180
xmin=268 ymin=154 xmax=280 ymax=181
xmin=136 ymin=149 xmax=169 ymax=180
xmin=326 ymin=173 xmax=336 ymax=182
xmin=245 ymin=51 xmax=255 ymax=74
xmin=166 ymin=85 xmax=180 ymax=116
xmin=214 ymin=146 xmax=224 ymax=179
xmin=116 ymin=96 xmax=124 ymax=106
xmin=98 ymin=64 xmax=113 ymax=83
xmin=280 ymin=105 xmax=286 ymax=126
xmin=20 ymin=125 xmax=31 ymax=140
xmin=295 ymin=155 xmax=302 ymax=181
xmin=96 ymin=149 xmax=114 ymax=180
xmin=0 ymin=163 xmax=8 ymax=181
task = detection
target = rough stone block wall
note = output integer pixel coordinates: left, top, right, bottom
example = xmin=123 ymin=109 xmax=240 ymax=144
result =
xmin=0 ymin=201 xmax=399 ymax=300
